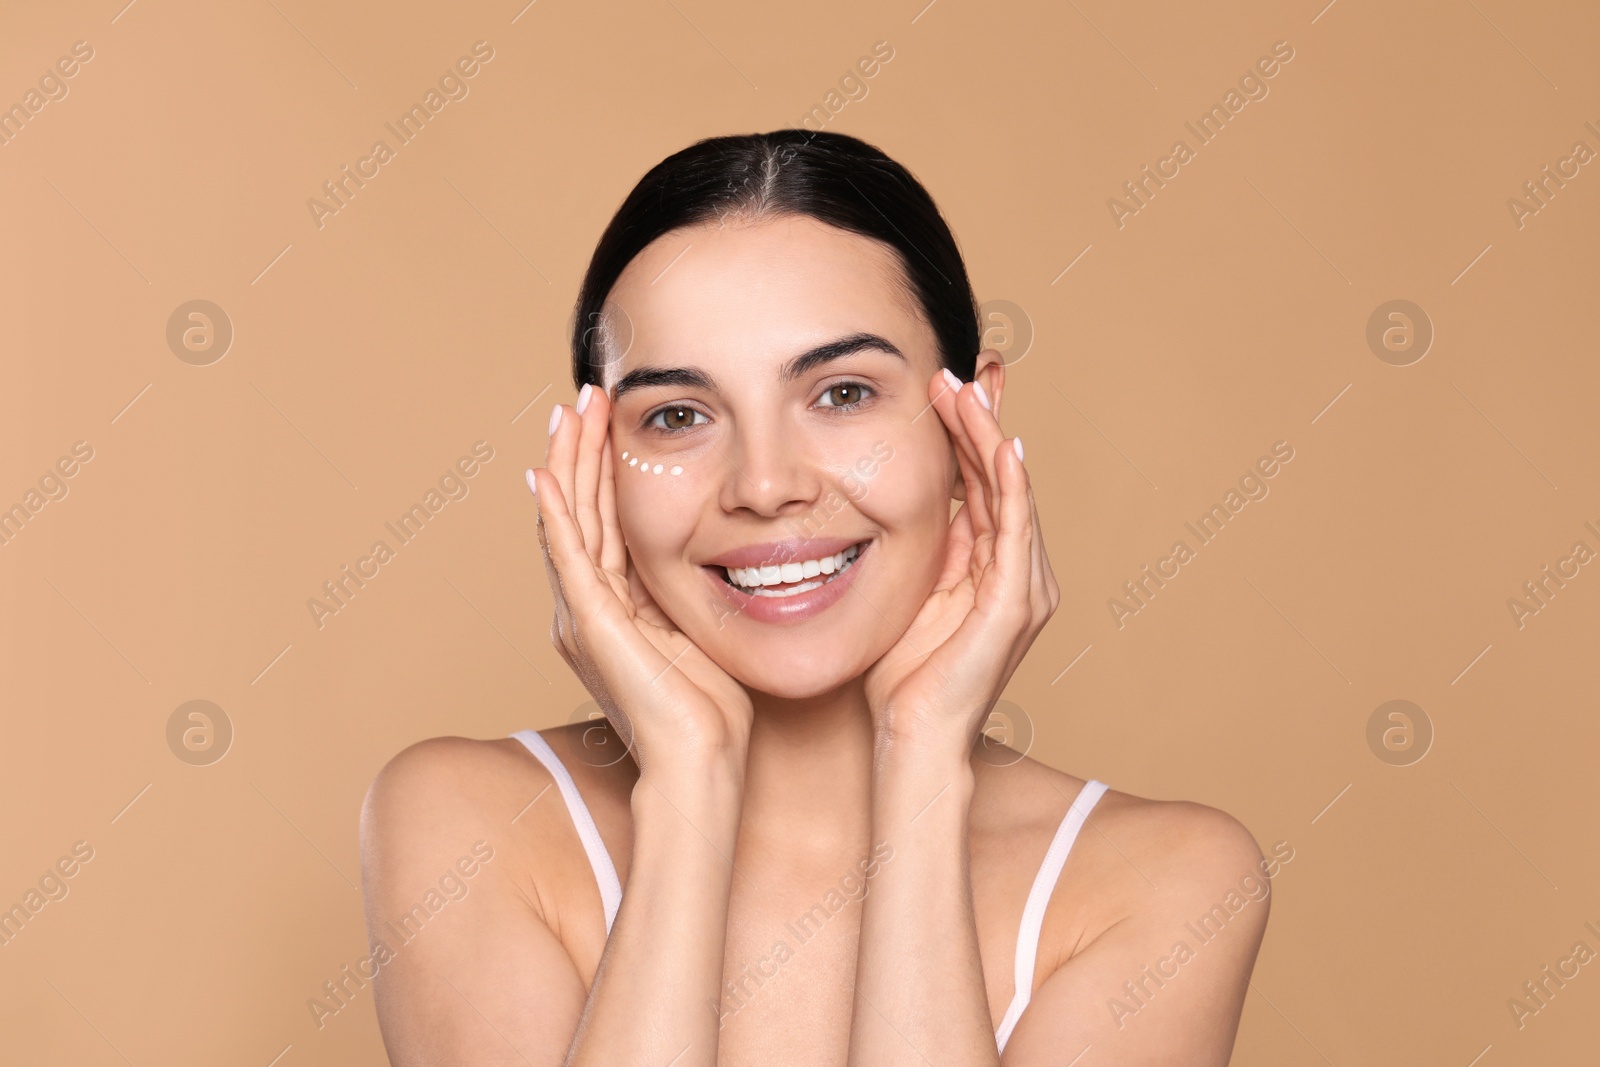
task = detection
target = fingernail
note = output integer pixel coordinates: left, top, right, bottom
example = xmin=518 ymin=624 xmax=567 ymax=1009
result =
xmin=548 ymin=404 xmax=562 ymax=436
xmin=1012 ymin=437 xmax=1024 ymax=462
xmin=941 ymin=368 xmax=961 ymax=393
xmin=576 ymin=382 xmax=593 ymax=415
xmin=971 ymin=381 xmax=991 ymax=411
xmin=525 ymin=468 xmax=539 ymax=497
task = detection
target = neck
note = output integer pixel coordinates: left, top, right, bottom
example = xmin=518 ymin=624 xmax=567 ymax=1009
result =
xmin=739 ymin=678 xmax=876 ymax=852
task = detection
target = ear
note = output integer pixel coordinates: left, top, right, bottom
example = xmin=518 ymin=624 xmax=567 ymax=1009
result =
xmin=949 ymin=349 xmax=1007 ymax=503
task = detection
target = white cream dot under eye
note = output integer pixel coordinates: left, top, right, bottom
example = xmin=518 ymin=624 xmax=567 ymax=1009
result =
xmin=617 ymin=450 xmax=683 ymax=476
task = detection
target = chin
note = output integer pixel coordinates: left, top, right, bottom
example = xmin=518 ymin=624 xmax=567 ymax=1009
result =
xmin=693 ymin=625 xmax=880 ymax=702
xmin=724 ymin=659 xmax=867 ymax=703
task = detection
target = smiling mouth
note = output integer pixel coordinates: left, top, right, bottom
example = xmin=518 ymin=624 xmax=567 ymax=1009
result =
xmin=718 ymin=541 xmax=867 ymax=598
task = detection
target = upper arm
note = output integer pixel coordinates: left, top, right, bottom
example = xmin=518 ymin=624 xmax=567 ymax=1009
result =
xmin=358 ymin=736 xmax=588 ymax=1066
xmin=1002 ymin=802 xmax=1274 ymax=1066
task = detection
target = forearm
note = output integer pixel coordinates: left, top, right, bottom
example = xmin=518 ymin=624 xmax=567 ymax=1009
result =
xmin=566 ymin=756 xmax=744 ymax=1066
xmin=849 ymin=734 xmax=998 ymax=1066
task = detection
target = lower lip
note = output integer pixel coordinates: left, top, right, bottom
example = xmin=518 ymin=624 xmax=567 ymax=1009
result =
xmin=703 ymin=542 xmax=872 ymax=625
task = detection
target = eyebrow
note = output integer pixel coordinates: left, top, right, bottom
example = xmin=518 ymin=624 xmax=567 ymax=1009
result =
xmin=609 ymin=332 xmax=905 ymax=403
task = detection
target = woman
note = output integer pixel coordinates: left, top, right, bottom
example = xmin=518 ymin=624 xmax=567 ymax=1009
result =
xmin=359 ymin=130 xmax=1270 ymax=1065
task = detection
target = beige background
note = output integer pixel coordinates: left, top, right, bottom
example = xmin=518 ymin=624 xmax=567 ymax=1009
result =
xmin=3 ymin=0 xmax=1597 ymax=1063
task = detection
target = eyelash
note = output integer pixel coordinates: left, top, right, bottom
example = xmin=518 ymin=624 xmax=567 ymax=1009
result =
xmin=643 ymin=380 xmax=877 ymax=435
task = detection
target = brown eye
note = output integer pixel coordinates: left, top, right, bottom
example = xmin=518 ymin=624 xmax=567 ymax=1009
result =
xmin=646 ymin=405 xmax=707 ymax=433
xmin=818 ymin=381 xmax=874 ymax=410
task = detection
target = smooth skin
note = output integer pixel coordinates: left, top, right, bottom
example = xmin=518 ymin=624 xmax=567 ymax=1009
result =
xmin=359 ymin=214 xmax=1269 ymax=1065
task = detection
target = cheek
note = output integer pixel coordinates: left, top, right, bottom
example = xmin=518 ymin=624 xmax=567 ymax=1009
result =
xmin=847 ymin=437 xmax=955 ymax=589
xmin=614 ymin=446 xmax=704 ymax=557
xmin=844 ymin=428 xmax=952 ymax=525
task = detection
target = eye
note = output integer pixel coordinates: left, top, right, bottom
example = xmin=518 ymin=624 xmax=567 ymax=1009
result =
xmin=644 ymin=404 xmax=709 ymax=434
xmin=816 ymin=380 xmax=875 ymax=411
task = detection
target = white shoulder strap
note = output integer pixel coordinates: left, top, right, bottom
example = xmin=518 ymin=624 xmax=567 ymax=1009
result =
xmin=994 ymin=779 xmax=1110 ymax=1053
xmin=509 ymin=729 xmax=624 ymax=935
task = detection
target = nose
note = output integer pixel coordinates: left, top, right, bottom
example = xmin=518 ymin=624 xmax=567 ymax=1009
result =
xmin=714 ymin=422 xmax=826 ymax=520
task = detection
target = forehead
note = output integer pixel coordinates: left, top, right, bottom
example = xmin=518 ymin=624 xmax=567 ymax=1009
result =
xmin=598 ymin=213 xmax=929 ymax=389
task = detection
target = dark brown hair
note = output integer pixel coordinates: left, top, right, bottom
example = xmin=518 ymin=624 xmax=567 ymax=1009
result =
xmin=570 ymin=129 xmax=980 ymax=389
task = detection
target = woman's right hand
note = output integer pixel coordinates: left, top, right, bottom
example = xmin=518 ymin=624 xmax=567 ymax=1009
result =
xmin=526 ymin=382 xmax=754 ymax=778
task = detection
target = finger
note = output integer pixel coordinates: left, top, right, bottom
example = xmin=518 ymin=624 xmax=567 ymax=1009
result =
xmin=933 ymin=372 xmax=989 ymax=514
xmin=986 ymin=436 xmax=1033 ymax=626
xmin=528 ymin=466 xmax=610 ymax=629
xmin=929 ymin=372 xmax=996 ymax=549
xmin=1026 ymin=473 xmax=1046 ymax=603
xmin=927 ymin=370 xmax=967 ymax=503
xmin=599 ymin=422 xmax=626 ymax=578
xmin=1020 ymin=451 xmax=1051 ymax=620
xmin=955 ymin=378 xmax=1007 ymax=543
xmin=528 ymin=467 xmax=579 ymax=648
xmin=533 ymin=472 xmax=689 ymax=725
xmin=572 ymin=383 xmax=607 ymax=565
xmin=1025 ymin=469 xmax=1059 ymax=613
xmin=949 ymin=398 xmax=1001 ymax=573
xmin=546 ymin=401 xmax=577 ymax=517
xmin=952 ymin=434 xmax=997 ymax=574
xmin=545 ymin=399 xmax=594 ymax=566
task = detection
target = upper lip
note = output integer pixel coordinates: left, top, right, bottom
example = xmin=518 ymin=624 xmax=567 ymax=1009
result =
xmin=702 ymin=536 xmax=869 ymax=571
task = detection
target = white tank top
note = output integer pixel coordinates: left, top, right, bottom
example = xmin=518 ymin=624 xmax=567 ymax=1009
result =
xmin=510 ymin=728 xmax=1108 ymax=1055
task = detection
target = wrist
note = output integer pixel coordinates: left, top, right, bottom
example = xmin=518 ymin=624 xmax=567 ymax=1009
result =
xmin=871 ymin=756 xmax=976 ymax=842
xmin=873 ymin=708 xmax=981 ymax=768
xmin=630 ymin=723 xmax=748 ymax=781
xmin=632 ymin=751 xmax=745 ymax=816
xmin=873 ymin=730 xmax=977 ymax=803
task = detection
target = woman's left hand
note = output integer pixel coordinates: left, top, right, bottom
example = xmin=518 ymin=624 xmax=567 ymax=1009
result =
xmin=862 ymin=361 xmax=1061 ymax=756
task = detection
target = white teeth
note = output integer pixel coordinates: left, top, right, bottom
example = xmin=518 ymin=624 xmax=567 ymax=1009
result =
xmin=746 ymin=578 xmax=827 ymax=598
xmin=725 ymin=543 xmax=862 ymax=591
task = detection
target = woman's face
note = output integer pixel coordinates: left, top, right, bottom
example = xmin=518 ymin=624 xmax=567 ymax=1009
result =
xmin=599 ymin=212 xmax=972 ymax=700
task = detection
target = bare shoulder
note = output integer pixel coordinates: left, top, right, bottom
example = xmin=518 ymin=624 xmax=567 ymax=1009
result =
xmin=985 ymin=755 xmax=1278 ymax=1063
xmin=361 ymin=734 xmax=541 ymax=843
xmin=359 ymin=727 xmax=634 ymax=956
xmin=359 ymin=727 xmax=627 ymax=873
xmin=1089 ymin=779 xmax=1270 ymax=898
xmin=972 ymin=751 xmax=1273 ymax=965
xmin=359 ymin=735 xmax=545 ymax=902
xmin=363 ymin=732 xmax=529 ymax=796
xmin=982 ymin=752 xmax=1268 ymax=895
xmin=355 ymin=734 xmax=610 ymax=1063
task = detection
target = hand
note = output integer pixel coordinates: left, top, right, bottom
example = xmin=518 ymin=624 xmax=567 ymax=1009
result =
xmin=528 ymin=383 xmax=754 ymax=776
xmin=862 ymin=362 xmax=1060 ymax=755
